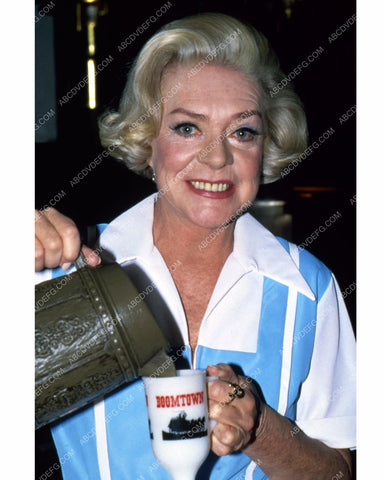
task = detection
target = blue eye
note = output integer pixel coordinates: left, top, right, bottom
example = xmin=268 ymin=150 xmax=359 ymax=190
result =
xmin=171 ymin=123 xmax=198 ymax=136
xmin=233 ymin=127 xmax=258 ymax=141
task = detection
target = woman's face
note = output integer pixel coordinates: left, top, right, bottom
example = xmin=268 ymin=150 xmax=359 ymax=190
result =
xmin=148 ymin=64 xmax=264 ymax=231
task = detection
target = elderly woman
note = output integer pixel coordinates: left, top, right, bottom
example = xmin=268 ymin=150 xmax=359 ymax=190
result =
xmin=35 ymin=12 xmax=355 ymax=480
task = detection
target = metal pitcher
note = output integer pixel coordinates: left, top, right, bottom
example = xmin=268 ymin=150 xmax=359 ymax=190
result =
xmin=35 ymin=257 xmax=175 ymax=429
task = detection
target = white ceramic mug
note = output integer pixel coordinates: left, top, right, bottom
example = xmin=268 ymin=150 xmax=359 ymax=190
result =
xmin=143 ymin=369 xmax=211 ymax=480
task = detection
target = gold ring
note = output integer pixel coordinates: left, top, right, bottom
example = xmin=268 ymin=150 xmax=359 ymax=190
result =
xmin=227 ymin=382 xmax=245 ymax=403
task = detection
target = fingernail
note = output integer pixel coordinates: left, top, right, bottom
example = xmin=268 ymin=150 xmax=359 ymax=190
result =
xmin=61 ymin=262 xmax=71 ymax=271
xmin=88 ymin=252 xmax=101 ymax=265
xmin=207 ymin=365 xmax=220 ymax=371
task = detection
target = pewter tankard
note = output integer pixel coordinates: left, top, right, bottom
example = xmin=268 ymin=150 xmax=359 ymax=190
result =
xmin=35 ymin=256 xmax=175 ymax=429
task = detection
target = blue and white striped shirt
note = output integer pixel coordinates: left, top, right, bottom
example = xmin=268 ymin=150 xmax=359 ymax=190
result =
xmin=36 ymin=194 xmax=356 ymax=480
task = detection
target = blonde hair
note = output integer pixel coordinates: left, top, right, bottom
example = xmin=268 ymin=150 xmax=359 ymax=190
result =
xmin=99 ymin=12 xmax=308 ymax=183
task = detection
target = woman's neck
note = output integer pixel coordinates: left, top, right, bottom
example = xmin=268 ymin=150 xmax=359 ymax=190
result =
xmin=152 ymin=201 xmax=235 ymax=269
xmin=152 ymin=200 xmax=236 ymax=356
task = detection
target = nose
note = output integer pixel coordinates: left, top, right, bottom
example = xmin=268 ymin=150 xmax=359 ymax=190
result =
xmin=198 ymin=136 xmax=233 ymax=169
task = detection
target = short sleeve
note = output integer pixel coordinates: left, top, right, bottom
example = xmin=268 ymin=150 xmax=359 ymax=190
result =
xmin=295 ymin=274 xmax=356 ymax=449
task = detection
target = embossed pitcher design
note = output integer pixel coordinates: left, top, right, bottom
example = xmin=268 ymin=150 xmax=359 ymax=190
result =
xmin=35 ymin=257 xmax=175 ymax=429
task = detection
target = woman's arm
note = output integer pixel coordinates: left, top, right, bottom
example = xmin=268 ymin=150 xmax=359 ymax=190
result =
xmin=207 ymin=363 xmax=352 ymax=480
xmin=244 ymin=402 xmax=351 ymax=479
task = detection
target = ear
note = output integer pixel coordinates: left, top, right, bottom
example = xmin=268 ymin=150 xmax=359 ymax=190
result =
xmin=146 ymin=139 xmax=155 ymax=169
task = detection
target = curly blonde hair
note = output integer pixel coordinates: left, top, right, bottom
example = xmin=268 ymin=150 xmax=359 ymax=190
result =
xmin=99 ymin=12 xmax=307 ymax=183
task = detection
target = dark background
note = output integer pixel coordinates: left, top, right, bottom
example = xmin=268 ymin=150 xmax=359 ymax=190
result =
xmin=35 ymin=0 xmax=356 ymax=478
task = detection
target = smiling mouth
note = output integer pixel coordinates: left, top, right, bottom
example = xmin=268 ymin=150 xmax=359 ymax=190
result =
xmin=189 ymin=181 xmax=232 ymax=192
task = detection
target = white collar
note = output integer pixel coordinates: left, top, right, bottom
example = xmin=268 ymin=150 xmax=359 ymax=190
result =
xmin=99 ymin=193 xmax=157 ymax=264
xmin=99 ymin=194 xmax=315 ymax=301
xmin=233 ymin=213 xmax=315 ymax=300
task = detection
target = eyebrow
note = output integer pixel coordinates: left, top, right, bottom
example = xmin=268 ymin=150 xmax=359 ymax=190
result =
xmin=238 ymin=109 xmax=262 ymax=120
xmin=168 ymin=108 xmax=207 ymax=120
xmin=168 ymin=107 xmax=262 ymax=121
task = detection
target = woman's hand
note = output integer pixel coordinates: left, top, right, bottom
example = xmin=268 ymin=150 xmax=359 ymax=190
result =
xmin=35 ymin=207 xmax=101 ymax=271
xmin=207 ymin=364 xmax=352 ymax=479
xmin=207 ymin=363 xmax=262 ymax=456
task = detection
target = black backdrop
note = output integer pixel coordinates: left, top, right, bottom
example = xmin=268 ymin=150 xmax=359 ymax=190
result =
xmin=35 ymin=1 xmax=356 ymax=477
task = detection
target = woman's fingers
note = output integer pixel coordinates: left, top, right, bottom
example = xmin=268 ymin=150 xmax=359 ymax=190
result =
xmin=81 ymin=245 xmax=102 ymax=267
xmin=35 ymin=207 xmax=81 ymax=271
xmin=35 ymin=236 xmax=46 ymax=272
xmin=208 ymin=381 xmax=257 ymax=430
xmin=207 ymin=363 xmax=238 ymax=383
xmin=35 ymin=208 xmax=102 ymax=271
xmin=211 ymin=422 xmax=248 ymax=456
xmin=207 ymin=365 xmax=259 ymax=455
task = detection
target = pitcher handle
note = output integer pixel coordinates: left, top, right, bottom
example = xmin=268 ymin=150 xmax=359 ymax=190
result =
xmin=74 ymin=249 xmax=88 ymax=270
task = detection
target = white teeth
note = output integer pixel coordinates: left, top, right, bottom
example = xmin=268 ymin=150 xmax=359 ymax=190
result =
xmin=190 ymin=181 xmax=231 ymax=192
